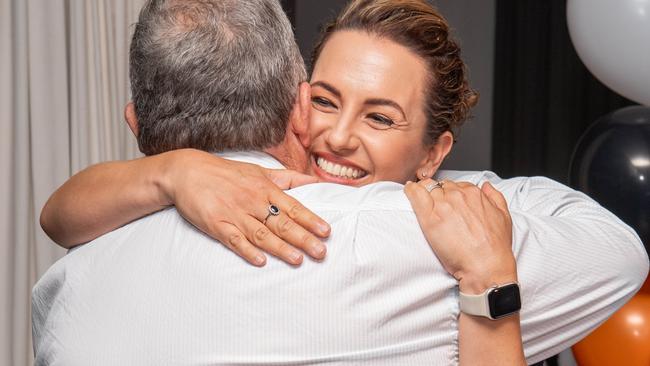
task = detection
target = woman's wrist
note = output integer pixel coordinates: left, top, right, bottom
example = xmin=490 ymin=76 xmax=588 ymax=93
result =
xmin=457 ymin=257 xmax=518 ymax=294
xmin=148 ymin=149 xmax=192 ymax=208
xmin=153 ymin=148 xmax=231 ymax=208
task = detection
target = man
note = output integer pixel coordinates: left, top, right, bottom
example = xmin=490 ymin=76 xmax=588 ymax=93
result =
xmin=32 ymin=0 xmax=648 ymax=365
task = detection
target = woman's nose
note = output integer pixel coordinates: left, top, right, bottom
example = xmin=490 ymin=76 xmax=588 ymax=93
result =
xmin=325 ymin=118 xmax=359 ymax=153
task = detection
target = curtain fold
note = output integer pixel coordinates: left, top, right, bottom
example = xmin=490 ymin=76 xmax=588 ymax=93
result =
xmin=492 ymin=0 xmax=633 ymax=182
xmin=1 ymin=1 xmax=144 ymax=364
xmin=70 ymin=0 xmax=142 ymax=171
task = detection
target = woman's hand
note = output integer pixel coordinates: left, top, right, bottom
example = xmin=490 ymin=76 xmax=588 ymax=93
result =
xmin=41 ymin=148 xmax=330 ymax=266
xmin=404 ymin=179 xmax=516 ymax=293
xmin=159 ymin=149 xmax=331 ymax=266
xmin=405 ymin=180 xmax=525 ymax=365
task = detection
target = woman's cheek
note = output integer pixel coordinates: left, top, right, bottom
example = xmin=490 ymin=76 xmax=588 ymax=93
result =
xmin=309 ymin=111 xmax=336 ymax=141
xmin=382 ymin=137 xmax=426 ymax=182
xmin=357 ymin=132 xmax=398 ymax=180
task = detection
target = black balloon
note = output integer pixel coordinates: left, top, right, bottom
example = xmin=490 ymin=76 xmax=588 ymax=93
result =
xmin=569 ymin=106 xmax=650 ymax=255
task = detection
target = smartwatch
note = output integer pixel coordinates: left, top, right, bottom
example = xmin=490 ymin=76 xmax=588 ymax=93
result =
xmin=459 ymin=282 xmax=521 ymax=320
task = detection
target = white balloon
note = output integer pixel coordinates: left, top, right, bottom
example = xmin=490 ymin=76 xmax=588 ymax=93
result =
xmin=567 ymin=0 xmax=650 ymax=106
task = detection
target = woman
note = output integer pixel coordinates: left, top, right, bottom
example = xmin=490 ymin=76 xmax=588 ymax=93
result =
xmin=41 ymin=0 xmax=526 ymax=364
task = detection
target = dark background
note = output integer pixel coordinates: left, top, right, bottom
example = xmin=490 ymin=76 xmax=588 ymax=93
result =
xmin=492 ymin=0 xmax=632 ymax=183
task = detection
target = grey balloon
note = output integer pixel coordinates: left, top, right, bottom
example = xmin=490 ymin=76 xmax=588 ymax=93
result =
xmin=567 ymin=0 xmax=650 ymax=106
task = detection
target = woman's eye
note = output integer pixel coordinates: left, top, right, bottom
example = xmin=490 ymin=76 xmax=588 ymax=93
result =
xmin=311 ymin=97 xmax=335 ymax=108
xmin=368 ymin=113 xmax=395 ymax=126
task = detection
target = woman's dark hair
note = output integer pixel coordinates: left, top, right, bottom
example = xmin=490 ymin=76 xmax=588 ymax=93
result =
xmin=311 ymin=0 xmax=478 ymax=144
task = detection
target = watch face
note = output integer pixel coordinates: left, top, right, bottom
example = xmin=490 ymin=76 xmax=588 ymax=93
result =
xmin=488 ymin=284 xmax=521 ymax=319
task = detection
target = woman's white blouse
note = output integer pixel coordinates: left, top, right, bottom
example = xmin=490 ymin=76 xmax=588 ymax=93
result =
xmin=32 ymin=152 xmax=649 ymax=366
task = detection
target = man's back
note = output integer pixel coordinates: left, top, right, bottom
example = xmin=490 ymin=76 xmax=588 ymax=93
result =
xmin=33 ymin=181 xmax=459 ymax=365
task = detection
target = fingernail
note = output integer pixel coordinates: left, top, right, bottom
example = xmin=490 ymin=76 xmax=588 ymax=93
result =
xmin=254 ymin=255 xmax=266 ymax=265
xmin=318 ymin=223 xmax=330 ymax=235
xmin=289 ymin=251 xmax=303 ymax=263
xmin=311 ymin=242 xmax=326 ymax=257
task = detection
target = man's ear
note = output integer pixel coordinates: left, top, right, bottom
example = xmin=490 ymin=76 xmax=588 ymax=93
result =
xmin=290 ymin=82 xmax=311 ymax=148
xmin=416 ymin=131 xmax=454 ymax=179
xmin=124 ymin=102 xmax=139 ymax=137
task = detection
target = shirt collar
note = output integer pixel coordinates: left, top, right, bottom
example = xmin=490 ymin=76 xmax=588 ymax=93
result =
xmin=216 ymin=151 xmax=286 ymax=170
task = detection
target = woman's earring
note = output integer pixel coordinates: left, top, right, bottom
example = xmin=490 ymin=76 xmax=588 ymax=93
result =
xmin=420 ymin=171 xmax=428 ymax=180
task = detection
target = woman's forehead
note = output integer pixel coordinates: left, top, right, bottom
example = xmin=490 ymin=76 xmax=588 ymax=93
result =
xmin=311 ymin=30 xmax=427 ymax=107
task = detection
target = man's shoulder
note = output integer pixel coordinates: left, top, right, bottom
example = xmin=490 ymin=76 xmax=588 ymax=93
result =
xmin=65 ymin=208 xmax=197 ymax=259
xmin=286 ymin=181 xmax=414 ymax=212
xmin=435 ymin=169 xmax=511 ymax=185
xmin=437 ymin=169 xmax=593 ymax=212
xmin=284 ymin=171 xmax=538 ymax=213
xmin=436 ymin=169 xmax=573 ymax=189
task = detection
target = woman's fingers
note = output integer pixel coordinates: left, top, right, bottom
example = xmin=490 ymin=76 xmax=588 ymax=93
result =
xmin=268 ymin=190 xmax=331 ymax=238
xmin=404 ymin=180 xmax=441 ymax=237
xmin=404 ymin=181 xmax=435 ymax=216
xmin=481 ymin=182 xmax=509 ymax=214
xmin=205 ymin=210 xmax=312 ymax=266
xmin=242 ymin=215 xmax=304 ymax=265
xmin=211 ymin=221 xmax=268 ymax=266
xmin=266 ymin=169 xmax=331 ymax=242
xmin=263 ymin=208 xmax=327 ymax=260
xmin=243 ymin=199 xmax=327 ymax=263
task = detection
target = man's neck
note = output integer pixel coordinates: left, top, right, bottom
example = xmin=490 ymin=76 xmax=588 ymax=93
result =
xmin=264 ymin=143 xmax=308 ymax=173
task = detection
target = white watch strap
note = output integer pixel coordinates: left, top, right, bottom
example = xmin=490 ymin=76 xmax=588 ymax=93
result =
xmin=459 ymin=288 xmax=491 ymax=317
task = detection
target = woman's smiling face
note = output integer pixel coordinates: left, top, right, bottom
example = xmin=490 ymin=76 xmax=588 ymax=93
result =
xmin=307 ymin=30 xmax=449 ymax=185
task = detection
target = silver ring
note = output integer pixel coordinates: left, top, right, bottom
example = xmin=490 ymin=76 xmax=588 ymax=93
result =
xmin=425 ymin=181 xmax=445 ymax=193
xmin=263 ymin=204 xmax=280 ymax=224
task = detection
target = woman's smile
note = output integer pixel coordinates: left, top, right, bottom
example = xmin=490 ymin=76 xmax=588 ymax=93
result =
xmin=311 ymin=152 xmax=369 ymax=185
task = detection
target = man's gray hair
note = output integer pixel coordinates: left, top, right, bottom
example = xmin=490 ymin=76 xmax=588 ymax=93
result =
xmin=130 ymin=0 xmax=307 ymax=155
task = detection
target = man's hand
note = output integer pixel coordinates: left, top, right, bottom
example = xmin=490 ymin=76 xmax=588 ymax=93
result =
xmin=161 ymin=149 xmax=331 ymax=266
xmin=404 ymin=179 xmax=516 ymax=293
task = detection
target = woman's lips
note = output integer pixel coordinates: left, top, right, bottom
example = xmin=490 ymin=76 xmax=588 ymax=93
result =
xmin=311 ymin=153 xmax=368 ymax=184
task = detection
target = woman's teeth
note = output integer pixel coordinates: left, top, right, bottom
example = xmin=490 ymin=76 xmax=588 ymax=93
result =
xmin=316 ymin=157 xmax=365 ymax=179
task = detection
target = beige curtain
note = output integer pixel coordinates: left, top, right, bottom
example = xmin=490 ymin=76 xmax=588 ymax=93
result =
xmin=0 ymin=0 xmax=145 ymax=364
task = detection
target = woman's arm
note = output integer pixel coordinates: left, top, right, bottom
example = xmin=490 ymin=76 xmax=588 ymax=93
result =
xmin=458 ymin=313 xmax=525 ymax=366
xmin=405 ymin=180 xmax=526 ymax=365
xmin=41 ymin=152 xmax=172 ymax=247
xmin=40 ymin=148 xmax=330 ymax=265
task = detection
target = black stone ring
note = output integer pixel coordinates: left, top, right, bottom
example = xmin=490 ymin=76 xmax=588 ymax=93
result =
xmin=263 ymin=204 xmax=281 ymax=224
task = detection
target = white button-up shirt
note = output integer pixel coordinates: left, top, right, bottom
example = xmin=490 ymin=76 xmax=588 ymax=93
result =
xmin=32 ymin=152 xmax=649 ymax=366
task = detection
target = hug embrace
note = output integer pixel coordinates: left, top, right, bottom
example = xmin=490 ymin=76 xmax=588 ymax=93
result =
xmin=33 ymin=0 xmax=648 ymax=365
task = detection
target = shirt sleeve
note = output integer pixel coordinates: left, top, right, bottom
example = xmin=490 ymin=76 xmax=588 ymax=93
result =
xmin=492 ymin=174 xmax=649 ymax=364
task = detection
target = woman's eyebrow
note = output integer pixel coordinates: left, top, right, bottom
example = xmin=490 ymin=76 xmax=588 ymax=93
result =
xmin=365 ymin=98 xmax=406 ymax=118
xmin=310 ymin=81 xmax=341 ymax=98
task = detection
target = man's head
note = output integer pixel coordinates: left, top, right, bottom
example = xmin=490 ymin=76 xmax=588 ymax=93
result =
xmin=126 ymin=0 xmax=308 ymax=157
